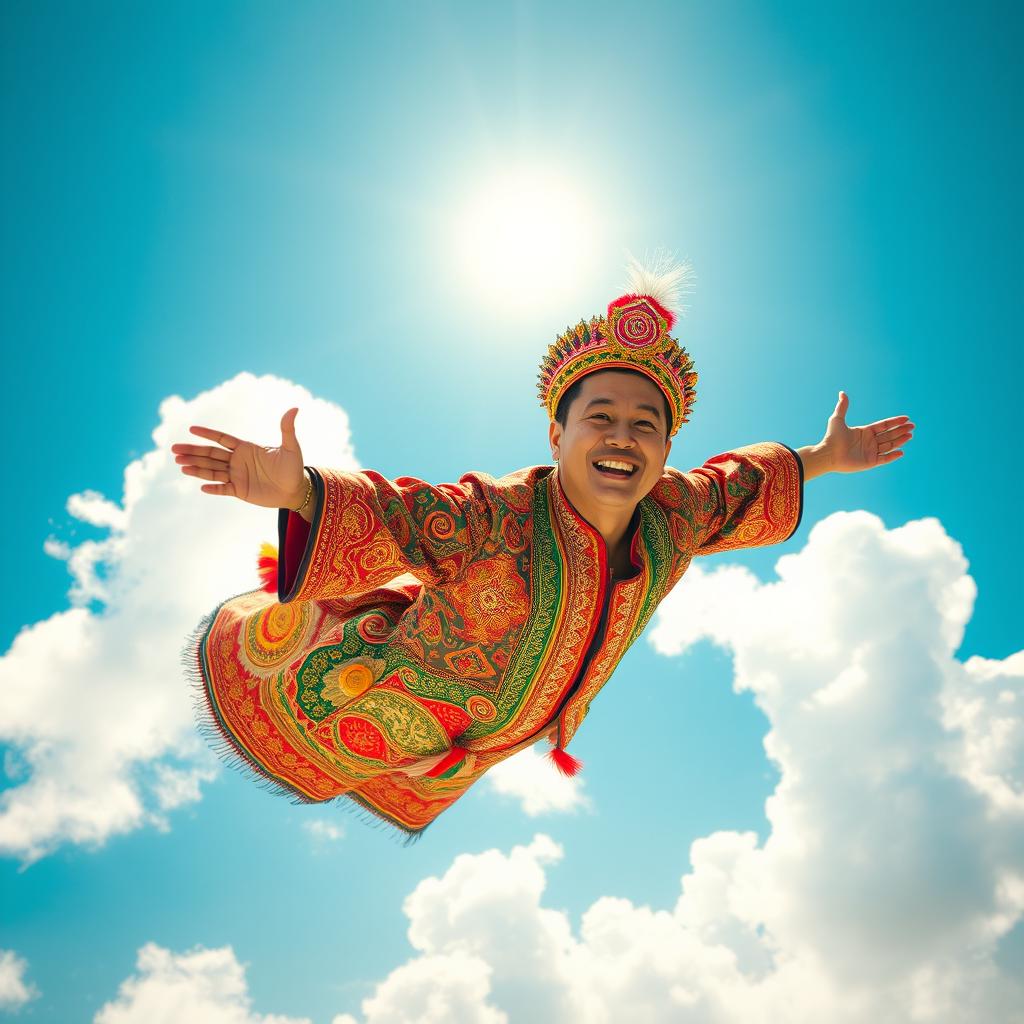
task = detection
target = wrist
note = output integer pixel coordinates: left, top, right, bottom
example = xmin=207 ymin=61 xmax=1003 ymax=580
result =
xmin=286 ymin=470 xmax=313 ymax=514
xmin=796 ymin=442 xmax=832 ymax=482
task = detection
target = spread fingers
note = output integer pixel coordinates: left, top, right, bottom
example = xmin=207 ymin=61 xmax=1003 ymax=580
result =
xmin=171 ymin=443 xmax=230 ymax=461
xmin=176 ymin=454 xmax=229 ymax=471
xmin=187 ymin=426 xmax=241 ymax=450
xmin=180 ymin=465 xmax=229 ymax=482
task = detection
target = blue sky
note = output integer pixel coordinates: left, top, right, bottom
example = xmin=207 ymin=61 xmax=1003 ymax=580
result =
xmin=1 ymin=2 xmax=1021 ymax=1022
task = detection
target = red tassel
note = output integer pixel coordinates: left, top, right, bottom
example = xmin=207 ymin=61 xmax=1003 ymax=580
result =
xmin=257 ymin=542 xmax=278 ymax=595
xmin=547 ymin=745 xmax=584 ymax=778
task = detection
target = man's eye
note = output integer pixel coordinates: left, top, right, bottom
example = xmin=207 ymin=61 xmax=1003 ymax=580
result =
xmin=637 ymin=420 xmax=655 ymax=429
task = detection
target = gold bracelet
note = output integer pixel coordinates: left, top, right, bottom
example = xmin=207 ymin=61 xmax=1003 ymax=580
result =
xmin=291 ymin=472 xmax=313 ymax=514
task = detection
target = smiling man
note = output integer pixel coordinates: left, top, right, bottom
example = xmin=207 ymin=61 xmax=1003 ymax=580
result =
xmin=549 ymin=370 xmax=675 ymax=580
xmin=178 ymin=253 xmax=914 ymax=840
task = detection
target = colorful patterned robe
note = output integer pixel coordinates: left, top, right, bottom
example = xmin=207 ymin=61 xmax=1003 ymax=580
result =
xmin=190 ymin=442 xmax=803 ymax=840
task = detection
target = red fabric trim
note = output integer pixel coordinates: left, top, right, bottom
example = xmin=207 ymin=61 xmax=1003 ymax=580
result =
xmin=425 ymin=746 xmax=468 ymax=778
xmin=282 ymin=511 xmax=311 ymax=596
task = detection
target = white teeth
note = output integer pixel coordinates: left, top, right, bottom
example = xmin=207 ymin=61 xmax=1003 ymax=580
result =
xmin=595 ymin=460 xmax=636 ymax=474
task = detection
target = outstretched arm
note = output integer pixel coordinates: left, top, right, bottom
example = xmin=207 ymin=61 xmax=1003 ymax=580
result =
xmin=172 ymin=407 xmax=499 ymax=602
xmin=797 ymin=391 xmax=915 ymax=481
xmin=171 ymin=407 xmax=311 ymax=514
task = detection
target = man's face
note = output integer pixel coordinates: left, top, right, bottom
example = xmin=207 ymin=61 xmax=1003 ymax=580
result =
xmin=549 ymin=370 xmax=673 ymax=515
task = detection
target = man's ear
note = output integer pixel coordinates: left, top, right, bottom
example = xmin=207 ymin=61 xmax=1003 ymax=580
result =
xmin=663 ymin=437 xmax=672 ymax=466
xmin=549 ymin=420 xmax=562 ymax=460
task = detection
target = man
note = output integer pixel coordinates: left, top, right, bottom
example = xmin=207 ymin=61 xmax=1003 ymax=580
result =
xmin=175 ymin=255 xmax=914 ymax=840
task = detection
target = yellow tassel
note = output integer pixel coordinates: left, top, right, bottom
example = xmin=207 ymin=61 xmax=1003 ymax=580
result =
xmin=257 ymin=542 xmax=279 ymax=594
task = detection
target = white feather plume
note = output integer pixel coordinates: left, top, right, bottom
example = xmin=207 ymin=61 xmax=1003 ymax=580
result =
xmin=622 ymin=247 xmax=695 ymax=316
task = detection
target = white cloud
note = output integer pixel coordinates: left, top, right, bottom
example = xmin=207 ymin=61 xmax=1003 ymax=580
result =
xmin=484 ymin=746 xmax=591 ymax=816
xmin=330 ymin=954 xmax=506 ymax=1024
xmin=66 ymin=489 xmax=129 ymax=531
xmin=329 ymin=511 xmax=1024 ymax=1024
xmin=341 ymin=835 xmax=570 ymax=1024
xmin=0 ymin=372 xmax=359 ymax=864
xmin=94 ymin=943 xmax=310 ymax=1024
xmin=0 ymin=948 xmax=36 ymax=1010
xmin=303 ymin=818 xmax=345 ymax=844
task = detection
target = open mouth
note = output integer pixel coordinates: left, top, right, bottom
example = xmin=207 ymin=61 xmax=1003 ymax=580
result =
xmin=592 ymin=459 xmax=638 ymax=479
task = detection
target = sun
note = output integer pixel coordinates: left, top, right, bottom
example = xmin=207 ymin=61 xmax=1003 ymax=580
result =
xmin=451 ymin=163 xmax=601 ymax=313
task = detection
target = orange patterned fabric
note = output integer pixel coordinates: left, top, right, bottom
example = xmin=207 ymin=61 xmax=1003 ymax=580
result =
xmin=190 ymin=442 xmax=803 ymax=840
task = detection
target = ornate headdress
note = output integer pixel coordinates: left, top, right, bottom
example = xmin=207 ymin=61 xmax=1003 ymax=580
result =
xmin=537 ymin=250 xmax=698 ymax=436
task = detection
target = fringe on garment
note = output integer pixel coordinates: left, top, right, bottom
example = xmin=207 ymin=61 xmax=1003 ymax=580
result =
xmin=179 ymin=593 xmax=427 ymax=849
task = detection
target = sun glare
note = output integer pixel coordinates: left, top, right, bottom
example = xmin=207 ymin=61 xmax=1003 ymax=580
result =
xmin=452 ymin=164 xmax=601 ymax=313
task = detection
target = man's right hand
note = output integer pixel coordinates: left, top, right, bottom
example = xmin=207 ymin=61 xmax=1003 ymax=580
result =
xmin=171 ymin=407 xmax=307 ymax=510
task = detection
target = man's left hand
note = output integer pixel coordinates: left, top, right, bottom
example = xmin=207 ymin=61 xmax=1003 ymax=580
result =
xmin=820 ymin=391 xmax=915 ymax=474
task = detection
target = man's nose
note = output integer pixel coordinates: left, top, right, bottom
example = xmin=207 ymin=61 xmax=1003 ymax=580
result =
xmin=604 ymin=424 xmax=636 ymax=446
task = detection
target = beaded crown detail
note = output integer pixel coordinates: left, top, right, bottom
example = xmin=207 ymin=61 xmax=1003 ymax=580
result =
xmin=537 ymin=251 xmax=698 ymax=437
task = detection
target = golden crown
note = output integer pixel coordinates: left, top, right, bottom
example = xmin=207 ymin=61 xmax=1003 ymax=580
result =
xmin=537 ymin=252 xmax=698 ymax=436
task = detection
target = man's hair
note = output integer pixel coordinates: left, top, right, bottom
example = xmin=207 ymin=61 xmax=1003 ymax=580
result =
xmin=554 ymin=368 xmax=672 ymax=435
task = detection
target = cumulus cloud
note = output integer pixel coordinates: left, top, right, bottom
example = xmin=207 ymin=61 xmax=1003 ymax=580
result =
xmin=0 ymin=372 xmax=359 ymax=863
xmin=334 ymin=835 xmax=568 ymax=1024
xmin=328 ymin=511 xmax=1024 ymax=1024
xmin=0 ymin=948 xmax=37 ymax=1010
xmin=330 ymin=953 xmax=506 ymax=1024
xmin=484 ymin=746 xmax=591 ymax=817
xmin=303 ymin=818 xmax=345 ymax=844
xmin=94 ymin=943 xmax=310 ymax=1024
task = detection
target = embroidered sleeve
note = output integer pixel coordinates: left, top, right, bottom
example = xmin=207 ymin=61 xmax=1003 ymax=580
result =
xmin=654 ymin=441 xmax=804 ymax=556
xmin=276 ymin=468 xmax=499 ymax=602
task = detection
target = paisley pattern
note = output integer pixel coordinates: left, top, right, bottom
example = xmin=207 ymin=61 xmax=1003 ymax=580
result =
xmin=191 ymin=443 xmax=803 ymax=838
xmin=239 ymin=600 xmax=319 ymax=675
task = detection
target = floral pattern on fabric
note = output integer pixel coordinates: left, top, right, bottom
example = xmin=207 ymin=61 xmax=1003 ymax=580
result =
xmin=448 ymin=556 xmax=530 ymax=644
xmin=191 ymin=444 xmax=803 ymax=839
